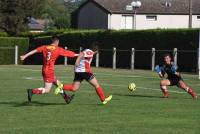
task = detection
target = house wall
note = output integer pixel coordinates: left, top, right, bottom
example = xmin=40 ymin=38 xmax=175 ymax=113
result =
xmin=109 ymin=14 xmax=122 ymax=30
xmin=192 ymin=15 xmax=200 ymax=28
xmin=136 ymin=15 xmax=200 ymax=29
xmin=77 ymin=2 xmax=108 ymax=29
xmin=109 ymin=14 xmax=200 ymax=30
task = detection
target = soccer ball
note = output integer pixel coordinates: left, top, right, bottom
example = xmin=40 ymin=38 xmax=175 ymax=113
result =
xmin=128 ymin=83 xmax=136 ymax=91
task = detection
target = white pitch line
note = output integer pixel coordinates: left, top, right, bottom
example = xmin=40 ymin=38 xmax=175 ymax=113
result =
xmin=0 ymin=67 xmax=41 ymax=72
xmin=94 ymin=73 xmax=157 ymax=79
xmin=23 ymin=77 xmax=197 ymax=95
xmin=101 ymin=83 xmax=189 ymax=94
xmin=2 ymin=66 xmax=196 ymax=81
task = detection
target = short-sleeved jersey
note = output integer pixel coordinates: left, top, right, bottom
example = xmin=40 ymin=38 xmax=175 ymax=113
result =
xmin=36 ymin=45 xmax=75 ymax=71
xmin=155 ymin=63 xmax=179 ymax=79
xmin=75 ymin=49 xmax=94 ymax=73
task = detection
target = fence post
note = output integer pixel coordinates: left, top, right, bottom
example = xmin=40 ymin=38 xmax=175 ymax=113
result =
xmin=96 ymin=50 xmax=99 ymax=68
xmin=152 ymin=48 xmax=155 ymax=71
xmin=113 ymin=47 xmax=116 ymax=69
xmin=64 ymin=47 xmax=68 ymax=66
xmin=173 ymin=48 xmax=178 ymax=66
xmin=15 ymin=45 xmax=18 ymax=65
xmin=131 ymin=48 xmax=135 ymax=70
xmin=198 ymin=30 xmax=200 ymax=79
xmin=79 ymin=47 xmax=82 ymax=52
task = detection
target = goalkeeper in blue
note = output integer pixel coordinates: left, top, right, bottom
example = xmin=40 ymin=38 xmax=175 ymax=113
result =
xmin=155 ymin=54 xmax=197 ymax=99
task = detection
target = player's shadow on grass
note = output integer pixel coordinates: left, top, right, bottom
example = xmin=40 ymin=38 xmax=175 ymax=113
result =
xmin=114 ymin=93 xmax=191 ymax=100
xmin=113 ymin=93 xmax=163 ymax=99
xmin=0 ymin=101 xmax=67 ymax=107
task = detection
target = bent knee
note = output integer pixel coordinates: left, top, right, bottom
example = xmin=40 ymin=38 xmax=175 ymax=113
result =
xmin=72 ymin=87 xmax=79 ymax=92
xmin=44 ymin=89 xmax=51 ymax=93
xmin=160 ymin=80 xmax=166 ymax=86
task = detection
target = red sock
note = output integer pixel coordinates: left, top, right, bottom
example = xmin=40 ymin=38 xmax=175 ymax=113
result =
xmin=188 ymin=88 xmax=193 ymax=93
xmin=95 ymin=86 xmax=105 ymax=102
xmin=32 ymin=89 xmax=43 ymax=94
xmin=63 ymin=84 xmax=74 ymax=91
xmin=187 ymin=88 xmax=197 ymax=99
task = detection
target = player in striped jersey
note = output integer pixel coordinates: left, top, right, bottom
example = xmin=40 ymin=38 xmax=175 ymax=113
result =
xmin=55 ymin=46 xmax=112 ymax=105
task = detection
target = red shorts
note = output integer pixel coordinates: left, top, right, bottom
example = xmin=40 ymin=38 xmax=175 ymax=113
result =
xmin=42 ymin=70 xmax=56 ymax=83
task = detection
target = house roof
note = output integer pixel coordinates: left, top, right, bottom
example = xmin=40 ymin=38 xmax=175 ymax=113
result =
xmin=85 ymin=0 xmax=200 ymax=15
xmin=28 ymin=18 xmax=46 ymax=30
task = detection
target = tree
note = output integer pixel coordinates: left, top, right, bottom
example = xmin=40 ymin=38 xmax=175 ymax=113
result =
xmin=0 ymin=0 xmax=44 ymax=35
xmin=40 ymin=0 xmax=85 ymax=30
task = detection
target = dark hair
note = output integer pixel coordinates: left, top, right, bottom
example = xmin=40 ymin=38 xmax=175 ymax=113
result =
xmin=163 ymin=53 xmax=172 ymax=58
xmin=52 ymin=36 xmax=59 ymax=42
xmin=91 ymin=41 xmax=100 ymax=52
xmin=80 ymin=42 xmax=100 ymax=52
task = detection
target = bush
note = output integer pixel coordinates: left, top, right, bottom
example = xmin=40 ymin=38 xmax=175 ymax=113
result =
xmin=25 ymin=29 xmax=199 ymax=71
xmin=0 ymin=32 xmax=8 ymax=37
xmin=0 ymin=37 xmax=29 ymax=64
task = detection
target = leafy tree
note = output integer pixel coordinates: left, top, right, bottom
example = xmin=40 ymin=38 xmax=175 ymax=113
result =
xmin=41 ymin=0 xmax=85 ymax=29
xmin=0 ymin=0 xmax=44 ymax=35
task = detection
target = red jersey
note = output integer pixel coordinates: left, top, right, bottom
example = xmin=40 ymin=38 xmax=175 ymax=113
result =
xmin=36 ymin=45 xmax=75 ymax=72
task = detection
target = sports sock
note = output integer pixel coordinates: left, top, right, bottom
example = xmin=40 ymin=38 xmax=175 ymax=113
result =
xmin=187 ymin=88 xmax=194 ymax=94
xmin=32 ymin=88 xmax=45 ymax=94
xmin=95 ymin=86 xmax=105 ymax=102
xmin=63 ymin=84 xmax=74 ymax=91
xmin=160 ymin=85 xmax=168 ymax=92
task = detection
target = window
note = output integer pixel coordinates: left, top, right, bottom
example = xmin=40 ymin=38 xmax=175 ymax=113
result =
xmin=146 ymin=15 xmax=157 ymax=21
xmin=197 ymin=16 xmax=200 ymax=20
xmin=121 ymin=15 xmax=133 ymax=29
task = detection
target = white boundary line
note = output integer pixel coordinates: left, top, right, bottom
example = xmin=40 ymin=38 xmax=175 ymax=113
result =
xmin=23 ymin=77 xmax=196 ymax=95
xmin=101 ymin=83 xmax=189 ymax=94
xmin=0 ymin=66 xmax=197 ymax=80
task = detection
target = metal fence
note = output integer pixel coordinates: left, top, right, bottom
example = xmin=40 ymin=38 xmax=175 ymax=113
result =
xmin=64 ymin=47 xmax=198 ymax=72
xmin=2 ymin=45 xmax=196 ymax=72
xmin=0 ymin=46 xmax=18 ymax=65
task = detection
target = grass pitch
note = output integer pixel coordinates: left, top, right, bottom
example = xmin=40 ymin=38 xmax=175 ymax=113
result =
xmin=0 ymin=65 xmax=199 ymax=134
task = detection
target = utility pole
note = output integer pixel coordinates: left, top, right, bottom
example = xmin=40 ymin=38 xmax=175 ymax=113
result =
xmin=189 ymin=0 xmax=193 ymax=28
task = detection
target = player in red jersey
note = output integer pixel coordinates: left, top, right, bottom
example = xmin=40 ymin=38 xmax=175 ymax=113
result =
xmin=54 ymin=46 xmax=112 ymax=105
xmin=20 ymin=36 xmax=77 ymax=103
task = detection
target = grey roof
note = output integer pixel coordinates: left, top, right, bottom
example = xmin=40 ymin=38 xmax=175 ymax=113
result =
xmin=28 ymin=18 xmax=45 ymax=30
xmin=87 ymin=0 xmax=200 ymax=15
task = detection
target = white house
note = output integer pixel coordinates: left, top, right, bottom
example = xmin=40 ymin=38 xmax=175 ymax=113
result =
xmin=73 ymin=0 xmax=200 ymax=30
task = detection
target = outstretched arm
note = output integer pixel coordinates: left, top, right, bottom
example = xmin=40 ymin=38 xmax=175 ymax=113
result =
xmin=155 ymin=65 xmax=164 ymax=78
xmin=20 ymin=49 xmax=38 ymax=61
xmin=171 ymin=65 xmax=181 ymax=77
xmin=60 ymin=48 xmax=78 ymax=58
xmin=93 ymin=51 xmax=98 ymax=55
xmin=75 ymin=52 xmax=84 ymax=67
xmin=175 ymin=72 xmax=181 ymax=77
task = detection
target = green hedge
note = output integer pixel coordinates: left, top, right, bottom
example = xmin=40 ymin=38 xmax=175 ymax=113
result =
xmin=0 ymin=37 xmax=29 ymax=64
xmin=29 ymin=29 xmax=198 ymax=50
xmin=0 ymin=32 xmax=8 ymax=37
xmin=26 ymin=29 xmax=198 ymax=71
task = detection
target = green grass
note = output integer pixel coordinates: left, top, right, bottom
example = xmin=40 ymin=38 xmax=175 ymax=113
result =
xmin=0 ymin=65 xmax=199 ymax=134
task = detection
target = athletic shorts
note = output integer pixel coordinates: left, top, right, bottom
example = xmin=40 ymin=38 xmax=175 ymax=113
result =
xmin=74 ymin=72 xmax=94 ymax=82
xmin=168 ymin=76 xmax=183 ymax=86
xmin=42 ymin=70 xmax=56 ymax=83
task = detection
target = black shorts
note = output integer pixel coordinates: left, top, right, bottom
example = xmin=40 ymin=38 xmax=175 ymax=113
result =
xmin=168 ymin=76 xmax=183 ymax=86
xmin=74 ymin=72 xmax=94 ymax=82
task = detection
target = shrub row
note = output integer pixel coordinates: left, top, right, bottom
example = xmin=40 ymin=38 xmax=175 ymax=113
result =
xmin=0 ymin=29 xmax=199 ymax=71
xmin=0 ymin=37 xmax=29 ymax=64
xmin=26 ymin=29 xmax=199 ymax=71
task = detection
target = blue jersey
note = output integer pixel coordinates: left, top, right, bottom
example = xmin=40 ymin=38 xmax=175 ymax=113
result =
xmin=155 ymin=63 xmax=179 ymax=79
